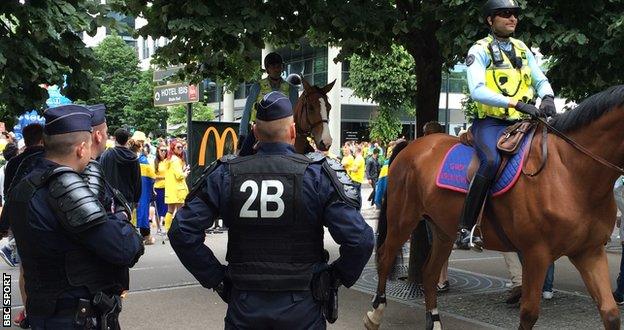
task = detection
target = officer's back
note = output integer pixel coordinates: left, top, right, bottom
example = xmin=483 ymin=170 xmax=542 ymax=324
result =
xmin=5 ymin=105 xmax=144 ymax=330
xmin=169 ymin=92 xmax=374 ymax=329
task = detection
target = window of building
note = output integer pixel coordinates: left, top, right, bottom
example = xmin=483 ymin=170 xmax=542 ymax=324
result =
xmin=279 ymin=43 xmax=328 ymax=87
xmin=142 ymin=38 xmax=149 ymax=59
xmin=341 ymin=61 xmax=350 ymax=86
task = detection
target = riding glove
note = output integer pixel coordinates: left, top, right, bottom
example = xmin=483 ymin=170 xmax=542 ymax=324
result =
xmin=515 ymin=102 xmax=543 ymax=118
xmin=539 ymin=95 xmax=557 ymax=117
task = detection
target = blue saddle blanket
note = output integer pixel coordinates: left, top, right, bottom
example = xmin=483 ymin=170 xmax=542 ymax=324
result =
xmin=435 ymin=138 xmax=531 ymax=197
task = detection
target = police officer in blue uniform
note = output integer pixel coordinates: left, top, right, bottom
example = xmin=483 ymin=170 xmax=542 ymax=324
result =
xmin=82 ymin=104 xmax=128 ymax=216
xmin=4 ymin=105 xmax=144 ymax=329
xmin=169 ymin=91 xmax=374 ymax=329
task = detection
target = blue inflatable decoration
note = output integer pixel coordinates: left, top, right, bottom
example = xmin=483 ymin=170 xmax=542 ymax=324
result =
xmin=45 ymin=84 xmax=72 ymax=108
xmin=13 ymin=110 xmax=46 ymax=142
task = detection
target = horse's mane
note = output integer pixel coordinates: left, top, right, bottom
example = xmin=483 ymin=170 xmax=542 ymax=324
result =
xmin=550 ymin=85 xmax=624 ymax=132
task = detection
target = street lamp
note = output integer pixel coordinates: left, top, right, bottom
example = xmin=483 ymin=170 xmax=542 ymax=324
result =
xmin=207 ymin=81 xmax=222 ymax=121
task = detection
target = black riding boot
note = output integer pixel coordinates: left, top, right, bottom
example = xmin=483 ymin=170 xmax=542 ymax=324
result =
xmin=457 ymin=174 xmax=492 ymax=251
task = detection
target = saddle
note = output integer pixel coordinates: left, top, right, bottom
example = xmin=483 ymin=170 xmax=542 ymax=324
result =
xmin=459 ymin=120 xmax=538 ymax=186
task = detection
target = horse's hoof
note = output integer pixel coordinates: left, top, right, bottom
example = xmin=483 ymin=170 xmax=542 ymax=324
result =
xmin=364 ymin=311 xmax=381 ymax=330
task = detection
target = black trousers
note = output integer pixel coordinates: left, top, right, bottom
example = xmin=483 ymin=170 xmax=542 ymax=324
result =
xmin=224 ymin=289 xmax=325 ymax=330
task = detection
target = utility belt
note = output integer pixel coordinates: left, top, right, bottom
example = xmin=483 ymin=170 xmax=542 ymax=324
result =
xmin=55 ymin=292 xmax=122 ymax=330
xmin=310 ymin=251 xmax=341 ymax=324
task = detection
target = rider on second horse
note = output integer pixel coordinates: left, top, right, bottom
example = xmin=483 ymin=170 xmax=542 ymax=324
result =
xmin=457 ymin=0 xmax=557 ymax=250
xmin=238 ymin=52 xmax=300 ymax=156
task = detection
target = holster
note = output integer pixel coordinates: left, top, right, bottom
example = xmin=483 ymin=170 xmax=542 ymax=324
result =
xmin=310 ymin=261 xmax=341 ymax=323
xmin=92 ymin=292 xmax=122 ymax=330
xmin=73 ymin=299 xmax=96 ymax=329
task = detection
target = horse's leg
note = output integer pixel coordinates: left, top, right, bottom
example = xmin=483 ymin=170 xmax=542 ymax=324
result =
xmin=518 ymin=250 xmax=550 ymax=330
xmin=422 ymin=225 xmax=453 ymax=330
xmin=365 ymin=212 xmax=420 ymax=330
xmin=569 ymin=246 xmax=620 ymax=330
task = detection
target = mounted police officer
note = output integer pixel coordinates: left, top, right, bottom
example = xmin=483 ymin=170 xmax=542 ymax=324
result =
xmin=169 ymin=91 xmax=374 ymax=329
xmin=458 ymin=0 xmax=557 ymax=251
xmin=238 ymin=52 xmax=300 ymax=156
xmin=5 ymin=105 xmax=144 ymax=329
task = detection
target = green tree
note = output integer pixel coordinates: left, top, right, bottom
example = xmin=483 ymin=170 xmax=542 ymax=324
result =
xmin=127 ymin=0 xmax=624 ymax=136
xmin=369 ymin=107 xmax=404 ymax=145
xmin=0 ymin=1 xmax=123 ymax=117
xmin=123 ymin=70 xmax=169 ymax=135
xmin=87 ymin=35 xmax=141 ymax=132
xmin=348 ymin=44 xmax=416 ymax=144
xmin=167 ymin=103 xmax=215 ymax=135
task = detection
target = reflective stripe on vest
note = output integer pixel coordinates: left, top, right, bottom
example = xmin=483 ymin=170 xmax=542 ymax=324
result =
xmin=475 ymin=36 xmax=535 ymax=120
xmin=251 ymin=78 xmax=291 ymax=122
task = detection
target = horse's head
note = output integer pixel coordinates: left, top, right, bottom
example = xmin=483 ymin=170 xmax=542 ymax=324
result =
xmin=294 ymin=79 xmax=335 ymax=151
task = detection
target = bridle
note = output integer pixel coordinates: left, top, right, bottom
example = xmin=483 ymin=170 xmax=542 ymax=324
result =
xmin=295 ymin=89 xmax=328 ymax=137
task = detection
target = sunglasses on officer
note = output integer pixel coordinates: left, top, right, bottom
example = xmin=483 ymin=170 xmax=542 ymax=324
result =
xmin=494 ymin=9 xmax=519 ymax=18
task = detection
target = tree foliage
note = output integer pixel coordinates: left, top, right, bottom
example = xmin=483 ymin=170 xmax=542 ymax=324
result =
xmin=86 ymin=35 xmax=141 ymax=132
xmin=348 ymin=45 xmax=417 ymax=109
xmin=127 ymin=0 xmax=624 ymax=137
xmin=348 ymin=44 xmax=416 ymax=143
xmin=521 ymin=1 xmax=624 ymax=100
xmin=167 ymin=103 xmax=215 ymax=135
xmin=0 ymin=1 xmax=123 ymax=117
xmin=369 ymin=107 xmax=403 ymax=145
xmin=123 ymin=70 xmax=169 ymax=135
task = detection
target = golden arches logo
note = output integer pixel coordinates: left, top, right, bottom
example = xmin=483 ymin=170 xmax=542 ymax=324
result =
xmin=198 ymin=126 xmax=238 ymax=166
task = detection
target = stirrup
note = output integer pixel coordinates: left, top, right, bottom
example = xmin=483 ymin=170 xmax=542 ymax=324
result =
xmin=469 ymin=225 xmax=483 ymax=252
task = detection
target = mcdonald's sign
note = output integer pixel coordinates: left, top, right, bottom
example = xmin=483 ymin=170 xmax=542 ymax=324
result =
xmin=188 ymin=121 xmax=240 ymax=184
xmin=198 ymin=126 xmax=238 ymax=166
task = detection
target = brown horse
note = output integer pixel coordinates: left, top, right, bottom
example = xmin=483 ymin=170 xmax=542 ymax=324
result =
xmin=365 ymin=85 xmax=624 ymax=329
xmin=293 ymin=79 xmax=335 ymax=153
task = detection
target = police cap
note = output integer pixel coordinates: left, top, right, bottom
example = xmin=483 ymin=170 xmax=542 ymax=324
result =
xmin=86 ymin=104 xmax=106 ymax=126
xmin=43 ymin=105 xmax=93 ymax=135
xmin=256 ymin=91 xmax=292 ymax=121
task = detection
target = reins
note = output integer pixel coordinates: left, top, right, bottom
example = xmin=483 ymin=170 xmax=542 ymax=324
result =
xmin=533 ymin=116 xmax=624 ymax=176
xmin=295 ymin=90 xmax=328 ymax=137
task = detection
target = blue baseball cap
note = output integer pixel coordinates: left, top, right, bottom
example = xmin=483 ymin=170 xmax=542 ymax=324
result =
xmin=256 ymin=91 xmax=293 ymax=121
xmin=43 ymin=105 xmax=93 ymax=135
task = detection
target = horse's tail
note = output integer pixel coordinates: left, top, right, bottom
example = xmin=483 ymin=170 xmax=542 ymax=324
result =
xmin=375 ymin=140 xmax=410 ymax=276
xmin=375 ymin=139 xmax=409 ymax=249
xmin=389 ymin=140 xmax=409 ymax=165
xmin=376 ymin=194 xmax=389 ymax=251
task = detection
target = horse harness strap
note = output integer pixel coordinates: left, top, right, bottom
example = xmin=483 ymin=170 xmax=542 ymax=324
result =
xmin=537 ymin=117 xmax=624 ymax=176
xmin=519 ymin=121 xmax=547 ymax=177
xmin=296 ymin=91 xmax=328 ymax=137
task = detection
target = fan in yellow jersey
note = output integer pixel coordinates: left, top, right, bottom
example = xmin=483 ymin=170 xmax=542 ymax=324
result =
xmin=153 ymin=143 xmax=169 ymax=233
xmin=164 ymin=139 xmax=189 ymax=231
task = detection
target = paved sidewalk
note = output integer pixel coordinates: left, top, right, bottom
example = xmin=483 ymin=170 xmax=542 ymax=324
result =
xmin=116 ymin=284 xmax=494 ymax=330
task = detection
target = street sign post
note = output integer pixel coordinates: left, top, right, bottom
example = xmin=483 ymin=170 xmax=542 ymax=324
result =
xmin=153 ymin=65 xmax=184 ymax=82
xmin=153 ymin=83 xmax=199 ymax=107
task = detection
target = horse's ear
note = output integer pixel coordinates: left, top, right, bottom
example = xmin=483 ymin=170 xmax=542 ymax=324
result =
xmin=302 ymin=79 xmax=312 ymax=92
xmin=321 ymin=79 xmax=336 ymax=94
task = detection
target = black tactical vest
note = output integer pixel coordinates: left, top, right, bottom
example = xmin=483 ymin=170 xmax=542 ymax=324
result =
xmin=226 ymin=154 xmax=324 ymax=291
xmin=6 ymin=168 xmax=127 ymax=317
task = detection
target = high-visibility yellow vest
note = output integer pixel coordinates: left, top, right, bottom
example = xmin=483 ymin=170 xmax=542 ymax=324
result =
xmin=250 ymin=78 xmax=291 ymax=122
xmin=475 ymin=36 xmax=535 ymax=120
